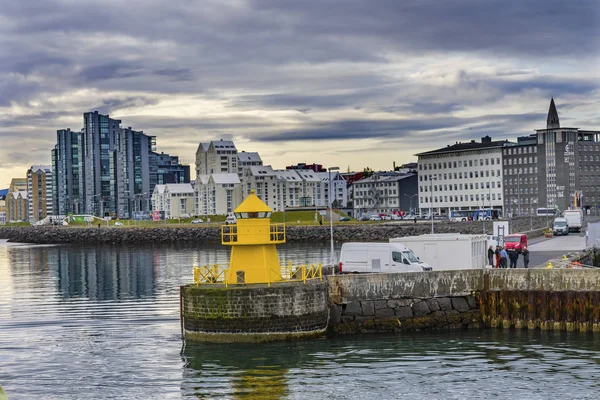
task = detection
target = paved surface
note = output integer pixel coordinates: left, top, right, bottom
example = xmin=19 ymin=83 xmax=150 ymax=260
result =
xmin=528 ymin=234 xmax=586 ymax=252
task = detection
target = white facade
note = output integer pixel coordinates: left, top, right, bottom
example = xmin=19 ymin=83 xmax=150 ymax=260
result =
xmin=293 ymin=169 xmax=324 ymax=207
xmin=417 ymin=146 xmax=505 ymax=215
xmin=316 ymin=171 xmax=348 ymax=207
xmin=237 ymin=151 xmax=263 ymax=178
xmin=151 ymin=183 xmax=195 ymax=219
xmin=353 ymin=173 xmax=415 ymax=216
xmin=242 ymin=166 xmax=286 ymax=211
xmin=274 ymin=170 xmax=304 ymax=208
xmin=203 ymin=173 xmax=243 ymax=215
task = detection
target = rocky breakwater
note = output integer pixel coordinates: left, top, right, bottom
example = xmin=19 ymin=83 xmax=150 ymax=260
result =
xmin=0 ymin=217 xmax=547 ymax=245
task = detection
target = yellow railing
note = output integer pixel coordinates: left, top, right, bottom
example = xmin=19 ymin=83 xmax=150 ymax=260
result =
xmin=192 ymin=262 xmax=322 ymax=286
xmin=194 ymin=265 xmax=229 ymax=287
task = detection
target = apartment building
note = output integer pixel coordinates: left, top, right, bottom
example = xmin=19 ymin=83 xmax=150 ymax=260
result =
xmin=196 ymin=173 xmax=242 ymax=215
xmin=316 ymin=171 xmax=348 ymax=207
xmin=416 ymin=136 xmax=507 ymax=216
xmin=6 ymin=178 xmax=28 ymax=222
xmin=53 ymin=112 xmax=187 ymax=219
xmin=353 ymin=172 xmax=418 ymax=217
xmin=151 ymin=183 xmax=195 ymax=219
xmin=237 ymin=151 xmax=263 ymax=178
xmin=242 ymin=166 xmax=285 ymax=211
xmin=27 ymin=165 xmax=54 ymax=223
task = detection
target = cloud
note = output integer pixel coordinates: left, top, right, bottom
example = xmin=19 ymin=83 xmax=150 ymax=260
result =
xmin=0 ymin=0 xmax=598 ymax=186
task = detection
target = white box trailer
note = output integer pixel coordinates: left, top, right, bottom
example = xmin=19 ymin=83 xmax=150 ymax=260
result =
xmin=390 ymin=233 xmax=488 ymax=271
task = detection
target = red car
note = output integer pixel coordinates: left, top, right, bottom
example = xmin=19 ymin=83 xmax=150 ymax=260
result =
xmin=504 ymin=234 xmax=528 ymax=254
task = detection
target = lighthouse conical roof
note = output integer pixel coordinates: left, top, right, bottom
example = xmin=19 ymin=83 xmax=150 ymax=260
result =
xmin=234 ymin=190 xmax=273 ymax=213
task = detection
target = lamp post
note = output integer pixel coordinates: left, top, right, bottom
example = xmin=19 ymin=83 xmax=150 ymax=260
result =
xmin=430 ymin=175 xmax=437 ymax=234
xmin=404 ymin=193 xmax=418 ymax=215
xmin=328 ymin=166 xmax=340 ymax=272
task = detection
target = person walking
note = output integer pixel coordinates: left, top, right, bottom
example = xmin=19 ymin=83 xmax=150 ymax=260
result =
xmin=495 ymin=246 xmax=501 ymax=268
xmin=500 ymin=247 xmax=508 ymax=268
xmin=509 ymin=250 xmax=519 ymax=268
xmin=488 ymin=245 xmax=494 ymax=267
xmin=522 ymin=246 xmax=530 ymax=268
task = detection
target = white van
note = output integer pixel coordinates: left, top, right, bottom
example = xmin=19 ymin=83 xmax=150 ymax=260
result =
xmin=339 ymin=242 xmax=432 ymax=274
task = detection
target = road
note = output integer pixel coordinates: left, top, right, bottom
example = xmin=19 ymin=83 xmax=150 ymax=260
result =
xmin=513 ymin=233 xmax=587 ymax=268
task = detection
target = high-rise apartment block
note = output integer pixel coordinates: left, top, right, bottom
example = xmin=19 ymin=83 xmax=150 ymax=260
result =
xmin=53 ymin=112 xmax=189 ymax=218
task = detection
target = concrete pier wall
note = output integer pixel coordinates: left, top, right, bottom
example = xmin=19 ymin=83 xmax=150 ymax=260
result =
xmin=327 ymin=269 xmax=600 ymax=334
xmin=181 ymin=280 xmax=329 ymax=342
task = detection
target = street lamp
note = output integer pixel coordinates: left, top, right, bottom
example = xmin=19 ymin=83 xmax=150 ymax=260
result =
xmin=430 ymin=175 xmax=437 ymax=234
xmin=328 ymin=166 xmax=340 ymax=273
xmin=404 ymin=193 xmax=418 ymax=215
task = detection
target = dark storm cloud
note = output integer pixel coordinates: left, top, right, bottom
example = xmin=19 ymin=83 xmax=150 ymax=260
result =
xmin=0 ymin=0 xmax=598 ymax=182
xmin=253 ymin=112 xmax=544 ymax=143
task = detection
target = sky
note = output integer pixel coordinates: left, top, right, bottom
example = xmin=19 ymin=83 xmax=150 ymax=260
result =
xmin=1 ymin=0 xmax=599 ymax=188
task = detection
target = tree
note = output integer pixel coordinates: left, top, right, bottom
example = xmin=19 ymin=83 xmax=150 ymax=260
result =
xmin=362 ymin=167 xmax=374 ymax=177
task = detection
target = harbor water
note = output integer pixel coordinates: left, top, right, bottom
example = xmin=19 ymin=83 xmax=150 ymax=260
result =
xmin=1 ymin=240 xmax=599 ymax=399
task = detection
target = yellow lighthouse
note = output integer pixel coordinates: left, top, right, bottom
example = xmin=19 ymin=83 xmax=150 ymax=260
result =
xmin=221 ymin=190 xmax=286 ymax=284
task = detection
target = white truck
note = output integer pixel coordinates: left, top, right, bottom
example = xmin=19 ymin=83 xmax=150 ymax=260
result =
xmin=390 ymin=233 xmax=488 ymax=271
xmin=339 ymin=242 xmax=432 ymax=274
xmin=563 ymin=209 xmax=583 ymax=232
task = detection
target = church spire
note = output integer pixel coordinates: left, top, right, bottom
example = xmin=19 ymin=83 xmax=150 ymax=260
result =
xmin=546 ymin=98 xmax=560 ymax=129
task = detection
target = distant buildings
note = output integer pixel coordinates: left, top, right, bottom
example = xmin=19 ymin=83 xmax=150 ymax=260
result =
xmin=285 ymin=163 xmax=325 ymax=172
xmin=26 ymin=165 xmax=53 ymax=223
xmin=352 ymin=172 xmax=418 ymax=216
xmin=52 ymin=111 xmax=189 ymax=218
xmin=151 ymin=183 xmax=195 ymax=219
xmin=6 ymin=178 xmax=28 ymax=222
xmin=416 ymin=136 xmax=507 ymax=216
xmin=503 ymin=98 xmax=600 ymax=215
xmin=193 ymin=140 xmax=348 ymax=216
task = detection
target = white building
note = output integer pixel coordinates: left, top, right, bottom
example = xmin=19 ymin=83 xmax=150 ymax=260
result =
xmin=195 ymin=140 xmax=238 ymax=176
xmin=353 ymin=173 xmax=418 ymax=217
xmin=316 ymin=171 xmax=348 ymax=207
xmin=203 ymin=173 xmax=243 ymax=215
xmin=237 ymin=151 xmax=263 ymax=178
xmin=151 ymin=183 xmax=195 ymax=219
xmin=293 ymin=169 xmax=324 ymax=207
xmin=415 ymin=136 xmax=508 ymax=216
xmin=274 ymin=170 xmax=304 ymax=208
xmin=242 ymin=166 xmax=286 ymax=211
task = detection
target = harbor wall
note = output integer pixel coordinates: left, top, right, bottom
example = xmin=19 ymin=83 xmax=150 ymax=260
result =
xmin=181 ymin=280 xmax=329 ymax=342
xmin=327 ymin=269 xmax=600 ymax=334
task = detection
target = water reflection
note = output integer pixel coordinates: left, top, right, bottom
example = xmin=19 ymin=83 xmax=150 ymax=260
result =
xmin=182 ymin=340 xmax=316 ymax=399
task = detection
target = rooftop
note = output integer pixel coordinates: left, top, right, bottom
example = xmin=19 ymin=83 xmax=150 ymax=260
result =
xmin=415 ymin=136 xmax=511 ymax=157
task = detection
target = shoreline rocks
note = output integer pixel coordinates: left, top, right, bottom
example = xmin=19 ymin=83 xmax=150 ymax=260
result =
xmin=0 ymin=217 xmax=548 ymax=245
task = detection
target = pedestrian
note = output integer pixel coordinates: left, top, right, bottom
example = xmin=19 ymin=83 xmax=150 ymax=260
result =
xmin=522 ymin=246 xmax=530 ymax=268
xmin=495 ymin=246 xmax=501 ymax=268
xmin=414 ymin=217 xmax=417 ymax=223
xmin=488 ymin=245 xmax=494 ymax=267
xmin=500 ymin=247 xmax=508 ymax=268
xmin=509 ymin=250 xmax=519 ymax=268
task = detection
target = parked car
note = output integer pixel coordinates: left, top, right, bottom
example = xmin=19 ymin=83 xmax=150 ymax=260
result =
xmin=359 ymin=216 xmax=370 ymax=221
xmin=381 ymin=215 xmax=392 ymax=221
xmin=369 ymin=216 xmax=381 ymax=221
xmin=114 ymin=221 xmax=123 ymax=226
xmin=191 ymin=219 xmax=203 ymax=224
xmin=504 ymin=233 xmax=528 ymax=254
xmin=553 ymin=217 xmax=569 ymax=236
xmin=340 ymin=216 xmax=351 ymax=221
